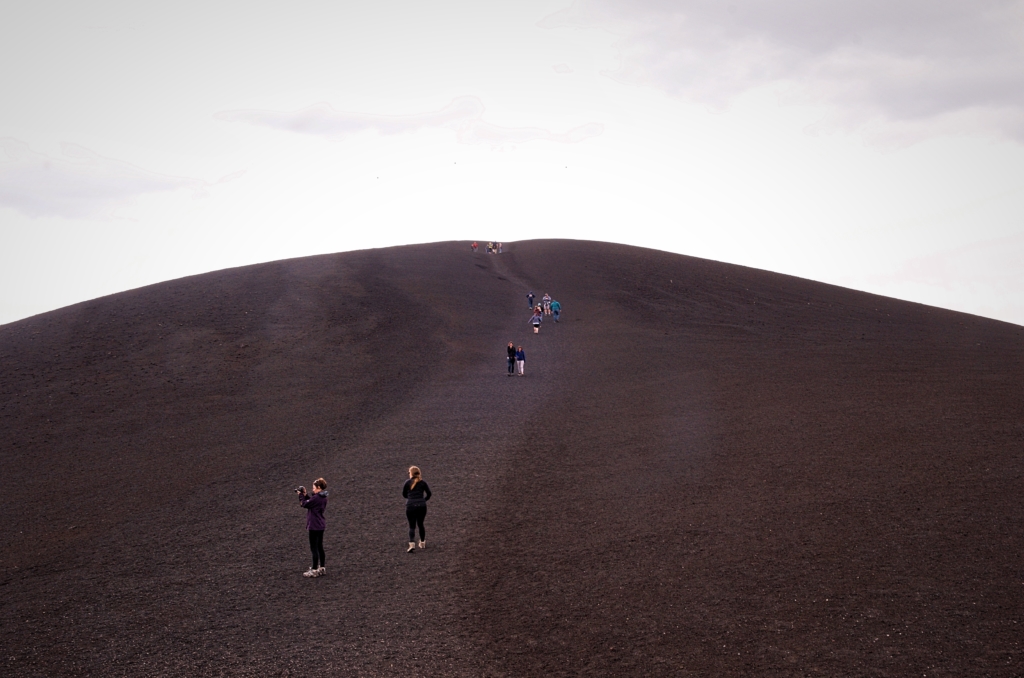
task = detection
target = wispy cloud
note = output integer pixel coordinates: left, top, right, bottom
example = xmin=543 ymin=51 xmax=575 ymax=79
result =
xmin=0 ymin=138 xmax=208 ymax=218
xmin=541 ymin=0 xmax=1024 ymax=144
xmin=873 ymin=232 xmax=1024 ymax=293
xmin=458 ymin=120 xmax=603 ymax=145
xmin=865 ymin=232 xmax=1024 ymax=323
xmin=216 ymin=96 xmax=604 ymax=147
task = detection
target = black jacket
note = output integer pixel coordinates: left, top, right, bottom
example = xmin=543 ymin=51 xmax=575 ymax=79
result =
xmin=403 ymin=479 xmax=432 ymax=508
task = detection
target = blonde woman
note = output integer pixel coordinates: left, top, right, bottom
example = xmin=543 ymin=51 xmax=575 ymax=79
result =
xmin=402 ymin=466 xmax=432 ymax=552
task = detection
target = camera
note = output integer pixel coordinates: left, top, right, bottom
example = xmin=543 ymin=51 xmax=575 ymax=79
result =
xmin=295 ymin=486 xmax=306 ymax=494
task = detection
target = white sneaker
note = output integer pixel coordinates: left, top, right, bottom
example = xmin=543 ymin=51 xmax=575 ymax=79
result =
xmin=418 ymin=540 xmax=426 ymax=549
xmin=303 ymin=567 xmax=318 ymax=578
xmin=407 ymin=542 xmax=416 ymax=553
xmin=317 ymin=566 xmax=326 ymax=576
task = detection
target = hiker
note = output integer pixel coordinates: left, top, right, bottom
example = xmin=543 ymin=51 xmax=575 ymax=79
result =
xmin=551 ymin=299 xmax=561 ymax=322
xmin=403 ymin=466 xmax=432 ymax=552
xmin=507 ymin=341 xmax=516 ymax=376
xmin=530 ymin=309 xmax=543 ymax=333
xmin=542 ymin=294 xmax=552 ymax=315
xmin=471 ymin=241 xmax=478 ymax=252
xmin=515 ymin=345 xmax=525 ymax=375
xmin=497 ymin=242 xmax=503 ymax=253
xmin=297 ymin=478 xmax=329 ymax=578
xmin=527 ymin=292 xmax=535 ymax=309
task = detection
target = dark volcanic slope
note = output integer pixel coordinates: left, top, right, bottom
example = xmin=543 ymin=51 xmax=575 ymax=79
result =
xmin=2 ymin=240 xmax=1023 ymax=677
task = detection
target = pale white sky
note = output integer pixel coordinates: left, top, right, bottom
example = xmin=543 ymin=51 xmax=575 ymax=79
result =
xmin=3 ymin=0 xmax=1024 ymax=325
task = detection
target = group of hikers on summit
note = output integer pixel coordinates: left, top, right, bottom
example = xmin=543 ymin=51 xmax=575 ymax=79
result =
xmin=296 ymin=466 xmax=432 ymax=578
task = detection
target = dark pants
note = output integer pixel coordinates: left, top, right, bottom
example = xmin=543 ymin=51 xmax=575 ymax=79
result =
xmin=308 ymin=529 xmax=325 ymax=569
xmin=508 ymin=356 xmax=515 ymax=373
xmin=406 ymin=505 xmax=427 ymax=542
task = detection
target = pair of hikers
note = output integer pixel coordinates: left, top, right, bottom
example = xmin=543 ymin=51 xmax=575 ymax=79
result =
xmin=506 ymin=341 xmax=526 ymax=375
xmin=296 ymin=467 xmax=432 ymax=578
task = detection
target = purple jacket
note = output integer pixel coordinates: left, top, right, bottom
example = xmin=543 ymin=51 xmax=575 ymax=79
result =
xmin=300 ymin=491 xmax=328 ymax=530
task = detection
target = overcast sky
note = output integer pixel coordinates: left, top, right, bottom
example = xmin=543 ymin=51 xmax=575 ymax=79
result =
xmin=3 ymin=0 xmax=1024 ymax=326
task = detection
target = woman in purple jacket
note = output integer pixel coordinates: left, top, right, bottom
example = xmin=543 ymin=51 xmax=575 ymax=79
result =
xmin=297 ymin=478 xmax=328 ymax=577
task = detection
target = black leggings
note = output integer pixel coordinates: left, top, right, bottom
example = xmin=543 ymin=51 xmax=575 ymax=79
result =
xmin=406 ymin=506 xmax=427 ymax=542
xmin=308 ymin=530 xmax=325 ymax=569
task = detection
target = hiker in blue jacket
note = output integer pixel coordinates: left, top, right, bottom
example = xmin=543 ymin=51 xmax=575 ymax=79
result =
xmin=551 ymin=299 xmax=561 ymax=322
xmin=527 ymin=292 xmax=535 ymax=309
xmin=515 ymin=346 xmax=525 ymax=375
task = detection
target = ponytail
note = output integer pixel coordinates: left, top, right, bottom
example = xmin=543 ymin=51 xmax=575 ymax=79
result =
xmin=408 ymin=466 xmax=421 ymax=489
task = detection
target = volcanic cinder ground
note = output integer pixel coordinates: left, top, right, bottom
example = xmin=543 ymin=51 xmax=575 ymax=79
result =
xmin=1 ymin=240 xmax=1023 ymax=677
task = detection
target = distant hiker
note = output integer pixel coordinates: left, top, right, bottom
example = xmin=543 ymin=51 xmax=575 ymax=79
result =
xmin=487 ymin=242 xmax=495 ymax=254
xmin=551 ymin=299 xmax=561 ymax=322
xmin=527 ymin=292 xmax=535 ymax=309
xmin=507 ymin=341 xmax=516 ymax=376
xmin=542 ymin=294 xmax=552 ymax=315
xmin=497 ymin=242 xmax=503 ymax=253
xmin=515 ymin=346 xmax=525 ymax=375
xmin=471 ymin=241 xmax=478 ymax=252
xmin=403 ymin=466 xmax=431 ymax=552
xmin=530 ymin=310 xmax=543 ymax=333
xmin=297 ymin=478 xmax=328 ymax=578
